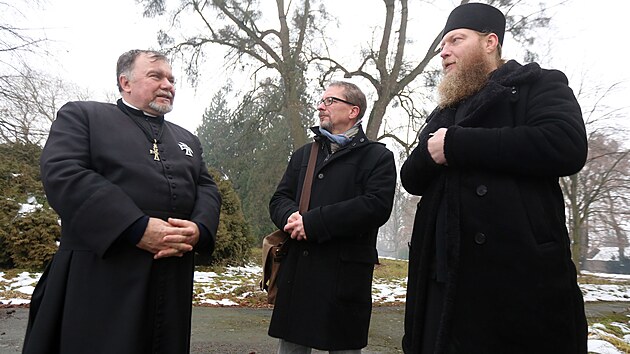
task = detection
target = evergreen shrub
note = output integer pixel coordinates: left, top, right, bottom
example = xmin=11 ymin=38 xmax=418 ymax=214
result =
xmin=195 ymin=169 xmax=254 ymax=266
xmin=0 ymin=143 xmax=59 ymax=270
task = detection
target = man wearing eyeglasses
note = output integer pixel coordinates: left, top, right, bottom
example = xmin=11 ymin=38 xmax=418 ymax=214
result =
xmin=268 ymin=81 xmax=397 ymax=353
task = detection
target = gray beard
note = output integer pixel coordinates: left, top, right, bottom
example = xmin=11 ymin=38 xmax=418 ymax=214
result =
xmin=149 ymin=101 xmax=173 ymax=114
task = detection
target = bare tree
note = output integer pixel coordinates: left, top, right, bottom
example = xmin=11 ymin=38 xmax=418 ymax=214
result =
xmin=138 ymin=0 xmax=330 ymax=148
xmin=0 ymin=1 xmax=46 ymax=60
xmin=312 ymin=0 xmax=557 ymax=145
xmin=0 ymin=64 xmax=89 ymax=144
xmin=561 ymin=80 xmax=630 ymax=272
xmin=137 ymin=0 xmax=558 ymax=148
xmin=0 ymin=1 xmax=59 ymax=143
xmin=602 ymin=189 xmax=630 ymax=262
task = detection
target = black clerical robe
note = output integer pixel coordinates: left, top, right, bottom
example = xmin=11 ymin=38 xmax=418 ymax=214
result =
xmin=22 ymin=100 xmax=221 ymax=354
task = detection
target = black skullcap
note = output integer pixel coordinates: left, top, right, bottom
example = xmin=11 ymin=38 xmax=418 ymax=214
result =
xmin=441 ymin=3 xmax=506 ymax=45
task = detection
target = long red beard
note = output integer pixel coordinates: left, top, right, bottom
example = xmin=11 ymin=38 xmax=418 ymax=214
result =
xmin=437 ymin=49 xmax=494 ymax=109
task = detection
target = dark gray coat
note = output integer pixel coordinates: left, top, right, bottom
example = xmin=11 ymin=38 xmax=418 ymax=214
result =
xmin=268 ymin=127 xmax=397 ymax=350
xmin=401 ymin=60 xmax=588 ymax=354
xmin=23 ymin=101 xmax=221 ymax=354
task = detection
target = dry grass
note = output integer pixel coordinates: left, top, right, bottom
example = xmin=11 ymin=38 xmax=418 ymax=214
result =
xmin=589 ymin=312 xmax=630 ymax=353
xmin=374 ymin=258 xmax=408 ymax=280
xmin=580 ymin=274 xmax=630 ymax=285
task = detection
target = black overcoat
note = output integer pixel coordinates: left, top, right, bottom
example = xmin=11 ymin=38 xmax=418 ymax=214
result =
xmin=268 ymin=127 xmax=397 ymax=350
xmin=22 ymin=101 xmax=221 ymax=354
xmin=401 ymin=60 xmax=588 ymax=353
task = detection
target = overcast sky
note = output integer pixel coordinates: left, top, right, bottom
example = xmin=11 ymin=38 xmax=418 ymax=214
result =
xmin=20 ymin=0 xmax=630 ymax=134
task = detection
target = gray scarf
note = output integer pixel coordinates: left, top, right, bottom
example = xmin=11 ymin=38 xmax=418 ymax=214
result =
xmin=319 ymin=120 xmax=362 ymax=152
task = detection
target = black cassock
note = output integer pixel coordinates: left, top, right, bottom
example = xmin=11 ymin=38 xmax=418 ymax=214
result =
xmin=22 ymin=100 xmax=221 ymax=354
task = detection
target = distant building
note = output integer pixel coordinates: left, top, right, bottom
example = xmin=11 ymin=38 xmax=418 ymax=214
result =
xmin=583 ymin=247 xmax=630 ymax=274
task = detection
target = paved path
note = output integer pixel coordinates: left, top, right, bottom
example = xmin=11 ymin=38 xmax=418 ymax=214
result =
xmin=0 ymin=306 xmax=405 ymax=354
xmin=1 ymin=303 xmax=628 ymax=353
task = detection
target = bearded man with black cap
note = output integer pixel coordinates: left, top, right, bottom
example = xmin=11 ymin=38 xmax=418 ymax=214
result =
xmin=401 ymin=3 xmax=587 ymax=353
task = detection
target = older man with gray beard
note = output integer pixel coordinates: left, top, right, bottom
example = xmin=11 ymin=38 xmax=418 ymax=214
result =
xmin=22 ymin=49 xmax=221 ymax=354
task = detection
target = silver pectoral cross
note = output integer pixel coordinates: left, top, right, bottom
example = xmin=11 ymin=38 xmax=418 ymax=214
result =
xmin=149 ymin=139 xmax=160 ymax=161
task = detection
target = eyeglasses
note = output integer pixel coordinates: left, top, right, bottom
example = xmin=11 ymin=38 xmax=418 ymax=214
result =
xmin=318 ymin=96 xmax=357 ymax=107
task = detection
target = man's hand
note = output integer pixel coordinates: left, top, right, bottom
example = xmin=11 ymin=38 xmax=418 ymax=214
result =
xmin=136 ymin=217 xmax=200 ymax=259
xmin=284 ymin=211 xmax=307 ymax=241
xmin=428 ymin=127 xmax=448 ymax=165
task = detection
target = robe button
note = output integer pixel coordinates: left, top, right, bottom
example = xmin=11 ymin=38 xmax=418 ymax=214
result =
xmin=476 ymin=185 xmax=488 ymax=196
xmin=317 ymin=173 xmax=324 ymax=179
xmin=474 ymin=232 xmax=487 ymax=245
xmin=303 ymin=250 xmax=309 ymax=256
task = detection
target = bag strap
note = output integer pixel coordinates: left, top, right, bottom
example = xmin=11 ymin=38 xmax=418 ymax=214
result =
xmin=298 ymin=141 xmax=319 ymax=213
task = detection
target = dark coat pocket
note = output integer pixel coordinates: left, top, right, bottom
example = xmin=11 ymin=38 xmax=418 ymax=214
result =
xmin=336 ymin=245 xmax=378 ymax=304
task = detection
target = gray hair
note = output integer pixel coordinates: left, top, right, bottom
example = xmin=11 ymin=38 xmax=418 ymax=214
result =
xmin=116 ymin=49 xmax=169 ymax=92
xmin=328 ymin=81 xmax=368 ymax=119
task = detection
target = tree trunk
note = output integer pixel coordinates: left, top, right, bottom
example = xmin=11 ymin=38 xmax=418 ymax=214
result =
xmin=283 ymin=70 xmax=308 ymax=148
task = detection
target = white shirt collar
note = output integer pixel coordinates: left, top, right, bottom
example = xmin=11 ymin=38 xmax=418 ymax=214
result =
xmin=121 ymin=98 xmax=157 ymax=117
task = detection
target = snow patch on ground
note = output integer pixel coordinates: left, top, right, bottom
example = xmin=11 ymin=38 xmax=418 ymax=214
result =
xmin=3 ymin=265 xmax=630 ymax=351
